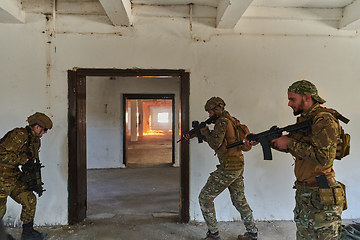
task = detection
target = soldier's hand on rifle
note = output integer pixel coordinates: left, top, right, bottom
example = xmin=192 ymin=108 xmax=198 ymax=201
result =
xmin=271 ymin=136 xmax=289 ymax=150
xmin=22 ymin=159 xmax=34 ymax=173
xmin=199 ymin=126 xmax=208 ymax=136
xmin=244 ymin=133 xmax=259 ymax=146
xmin=183 ymin=133 xmax=196 ymax=140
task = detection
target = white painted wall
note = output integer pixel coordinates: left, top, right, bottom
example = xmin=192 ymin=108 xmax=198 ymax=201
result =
xmin=150 ymin=106 xmax=172 ymax=131
xmin=86 ymin=76 xmax=180 ymax=169
xmin=0 ymin=12 xmax=359 ymax=226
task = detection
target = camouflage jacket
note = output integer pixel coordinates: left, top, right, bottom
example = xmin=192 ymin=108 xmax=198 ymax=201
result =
xmin=200 ymin=111 xmax=245 ymax=158
xmin=0 ymin=126 xmax=40 ymax=167
xmin=287 ymin=103 xmax=341 ymax=182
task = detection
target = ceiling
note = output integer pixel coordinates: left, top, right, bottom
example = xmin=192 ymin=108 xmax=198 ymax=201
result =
xmin=1 ymin=0 xmax=360 ymax=30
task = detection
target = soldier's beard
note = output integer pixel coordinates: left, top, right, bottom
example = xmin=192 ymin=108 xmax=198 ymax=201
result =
xmin=293 ymin=99 xmax=305 ymax=116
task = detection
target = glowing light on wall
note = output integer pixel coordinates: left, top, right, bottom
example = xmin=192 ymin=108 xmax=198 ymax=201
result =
xmin=143 ymin=115 xmax=164 ymax=136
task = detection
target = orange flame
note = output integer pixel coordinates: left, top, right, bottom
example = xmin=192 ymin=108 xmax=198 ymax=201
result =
xmin=143 ymin=129 xmax=164 ymax=136
xmin=142 ymin=115 xmax=164 ymax=136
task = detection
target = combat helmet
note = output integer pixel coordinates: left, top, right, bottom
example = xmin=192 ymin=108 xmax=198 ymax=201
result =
xmin=27 ymin=112 xmax=53 ymax=130
xmin=205 ymin=97 xmax=226 ymax=116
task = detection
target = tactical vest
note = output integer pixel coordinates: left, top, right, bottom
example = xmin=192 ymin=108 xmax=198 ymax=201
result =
xmin=297 ymin=107 xmax=350 ymax=160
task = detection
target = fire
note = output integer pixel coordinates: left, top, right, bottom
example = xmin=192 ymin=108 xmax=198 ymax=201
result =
xmin=143 ymin=129 xmax=164 ymax=136
xmin=143 ymin=115 xmax=164 ymax=136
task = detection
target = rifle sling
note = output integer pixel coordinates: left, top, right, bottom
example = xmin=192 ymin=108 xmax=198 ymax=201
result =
xmin=0 ymin=162 xmax=16 ymax=168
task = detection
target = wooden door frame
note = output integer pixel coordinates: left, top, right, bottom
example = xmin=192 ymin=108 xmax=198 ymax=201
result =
xmin=67 ymin=69 xmax=190 ymax=224
xmin=123 ymin=94 xmax=175 ymax=166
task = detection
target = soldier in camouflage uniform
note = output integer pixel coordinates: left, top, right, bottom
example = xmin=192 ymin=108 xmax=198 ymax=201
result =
xmin=271 ymin=80 xmax=346 ymax=240
xmin=187 ymin=97 xmax=258 ymax=240
xmin=0 ymin=112 xmax=52 ymax=240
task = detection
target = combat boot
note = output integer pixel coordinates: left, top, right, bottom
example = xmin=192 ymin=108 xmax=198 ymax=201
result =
xmin=6 ymin=233 xmax=16 ymax=240
xmin=21 ymin=221 xmax=47 ymax=240
xmin=201 ymin=230 xmax=221 ymax=240
xmin=238 ymin=232 xmax=258 ymax=240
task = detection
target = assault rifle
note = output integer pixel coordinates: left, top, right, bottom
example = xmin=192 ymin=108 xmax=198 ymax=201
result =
xmin=21 ymin=158 xmax=45 ymax=197
xmin=177 ymin=115 xmax=219 ymax=143
xmin=21 ymin=142 xmax=46 ymax=197
xmin=226 ymin=120 xmax=312 ymax=160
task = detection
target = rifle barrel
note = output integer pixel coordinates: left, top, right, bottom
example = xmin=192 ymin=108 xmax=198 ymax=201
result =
xmin=226 ymin=140 xmax=245 ymax=149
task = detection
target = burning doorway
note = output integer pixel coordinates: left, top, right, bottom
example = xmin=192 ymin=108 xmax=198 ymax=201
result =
xmin=124 ymin=95 xmax=175 ymax=167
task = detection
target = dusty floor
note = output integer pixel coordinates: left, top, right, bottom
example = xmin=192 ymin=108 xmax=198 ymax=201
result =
xmin=6 ymin=215 xmax=299 ymax=240
xmin=126 ymin=135 xmax=173 ymax=167
xmin=5 ymin=166 xmax=357 ymax=240
xmin=4 ymin=136 xmax=359 ymax=239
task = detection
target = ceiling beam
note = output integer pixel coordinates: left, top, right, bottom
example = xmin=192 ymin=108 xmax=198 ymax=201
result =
xmin=216 ymin=0 xmax=253 ymax=29
xmin=339 ymin=0 xmax=360 ymax=30
xmin=0 ymin=0 xmax=25 ymax=24
xmin=243 ymin=6 xmax=342 ymax=21
xmin=132 ymin=4 xmax=216 ymax=18
xmin=99 ymin=0 xmax=132 ymax=27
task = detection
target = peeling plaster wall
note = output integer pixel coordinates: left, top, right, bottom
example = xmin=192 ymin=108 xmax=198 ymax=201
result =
xmin=0 ymin=12 xmax=359 ymax=226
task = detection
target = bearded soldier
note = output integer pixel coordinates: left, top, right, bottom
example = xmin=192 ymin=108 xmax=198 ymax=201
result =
xmin=0 ymin=112 xmax=52 ymax=240
xmin=186 ymin=97 xmax=258 ymax=240
xmin=271 ymin=80 xmax=347 ymax=239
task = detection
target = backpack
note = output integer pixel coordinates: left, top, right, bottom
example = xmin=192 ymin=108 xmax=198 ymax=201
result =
xmin=224 ymin=115 xmax=251 ymax=152
xmin=337 ymin=126 xmax=350 ymax=160
xmin=301 ymin=107 xmax=350 ymax=160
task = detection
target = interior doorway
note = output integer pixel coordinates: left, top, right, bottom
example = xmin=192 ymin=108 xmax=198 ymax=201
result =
xmin=124 ymin=95 xmax=175 ymax=167
xmin=68 ymin=69 xmax=190 ymax=224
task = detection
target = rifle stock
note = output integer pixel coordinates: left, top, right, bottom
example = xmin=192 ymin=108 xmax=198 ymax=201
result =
xmin=226 ymin=120 xmax=312 ymax=160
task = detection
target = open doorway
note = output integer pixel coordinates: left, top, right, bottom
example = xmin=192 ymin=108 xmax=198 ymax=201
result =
xmin=68 ymin=69 xmax=190 ymax=224
xmin=124 ymin=95 xmax=175 ymax=168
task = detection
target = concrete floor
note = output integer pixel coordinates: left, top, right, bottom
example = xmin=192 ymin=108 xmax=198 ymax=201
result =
xmin=126 ymin=135 xmax=173 ymax=167
xmin=4 ymin=136 xmax=359 ymax=239
xmin=6 ymin=165 xmax=300 ymax=240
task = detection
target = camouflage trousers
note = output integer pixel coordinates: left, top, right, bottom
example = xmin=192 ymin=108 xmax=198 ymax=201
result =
xmin=0 ymin=170 xmax=36 ymax=224
xmin=199 ymin=165 xmax=257 ymax=234
xmin=294 ymin=182 xmax=344 ymax=240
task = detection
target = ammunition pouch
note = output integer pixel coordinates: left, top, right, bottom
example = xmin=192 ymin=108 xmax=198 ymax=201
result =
xmin=318 ymin=183 xmax=347 ymax=210
xmin=319 ymin=188 xmax=335 ymax=205
xmin=338 ymin=181 xmax=348 ymax=210
xmin=222 ymin=156 xmax=244 ymax=171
